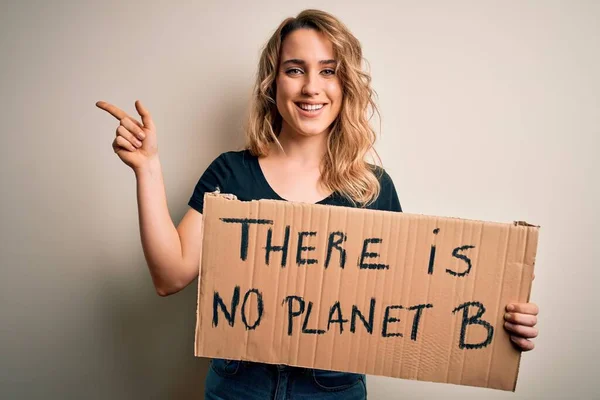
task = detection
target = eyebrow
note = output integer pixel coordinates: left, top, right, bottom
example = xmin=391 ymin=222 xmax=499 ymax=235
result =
xmin=282 ymin=58 xmax=337 ymax=66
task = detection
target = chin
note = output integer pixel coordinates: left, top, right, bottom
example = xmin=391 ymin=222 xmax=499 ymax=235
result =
xmin=290 ymin=116 xmax=335 ymax=137
xmin=293 ymin=124 xmax=330 ymax=137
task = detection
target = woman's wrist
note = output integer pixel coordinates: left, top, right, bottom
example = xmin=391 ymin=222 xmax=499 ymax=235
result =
xmin=134 ymin=156 xmax=162 ymax=179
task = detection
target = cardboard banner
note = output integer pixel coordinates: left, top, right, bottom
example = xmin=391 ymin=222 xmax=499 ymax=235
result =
xmin=194 ymin=193 xmax=538 ymax=391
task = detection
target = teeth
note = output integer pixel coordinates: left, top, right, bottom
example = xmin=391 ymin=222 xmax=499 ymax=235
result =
xmin=298 ymin=103 xmax=324 ymax=111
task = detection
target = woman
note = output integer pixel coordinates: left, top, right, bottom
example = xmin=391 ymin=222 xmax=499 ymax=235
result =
xmin=96 ymin=9 xmax=539 ymax=400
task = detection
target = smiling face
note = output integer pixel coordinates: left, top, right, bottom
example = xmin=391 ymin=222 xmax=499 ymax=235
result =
xmin=275 ymin=28 xmax=343 ymax=139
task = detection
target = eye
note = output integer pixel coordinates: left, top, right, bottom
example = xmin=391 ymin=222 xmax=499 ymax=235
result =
xmin=286 ymin=68 xmax=303 ymax=75
xmin=321 ymin=69 xmax=335 ymax=76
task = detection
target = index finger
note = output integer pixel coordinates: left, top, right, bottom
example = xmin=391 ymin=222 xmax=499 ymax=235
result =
xmin=96 ymin=101 xmax=130 ymax=121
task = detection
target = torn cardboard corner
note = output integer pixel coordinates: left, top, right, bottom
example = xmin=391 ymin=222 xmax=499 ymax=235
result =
xmin=194 ymin=194 xmax=539 ymax=391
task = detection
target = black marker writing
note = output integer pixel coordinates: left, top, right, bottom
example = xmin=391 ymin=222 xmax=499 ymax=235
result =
xmin=325 ymin=231 xmax=347 ymax=268
xmin=452 ymin=301 xmax=494 ymax=349
xmin=297 ymin=231 xmax=317 ymax=266
xmin=359 ymin=238 xmax=388 ymax=270
xmin=220 ymin=218 xmax=272 ymax=261
xmin=265 ymin=225 xmax=291 ymax=267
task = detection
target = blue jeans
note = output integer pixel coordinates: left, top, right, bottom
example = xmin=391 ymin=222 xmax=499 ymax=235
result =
xmin=205 ymin=359 xmax=367 ymax=399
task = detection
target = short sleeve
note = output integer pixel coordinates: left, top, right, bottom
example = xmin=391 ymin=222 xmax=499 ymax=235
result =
xmin=376 ymin=169 xmax=402 ymax=212
xmin=188 ymin=154 xmax=232 ymax=213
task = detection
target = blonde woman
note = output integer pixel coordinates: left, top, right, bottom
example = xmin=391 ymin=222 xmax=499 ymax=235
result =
xmin=97 ymin=9 xmax=539 ymax=399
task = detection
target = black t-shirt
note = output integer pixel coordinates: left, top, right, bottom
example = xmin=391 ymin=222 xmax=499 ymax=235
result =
xmin=188 ymin=150 xmax=402 ymax=213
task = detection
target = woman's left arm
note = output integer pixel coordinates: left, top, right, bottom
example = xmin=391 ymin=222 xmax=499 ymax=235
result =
xmin=503 ymin=274 xmax=539 ymax=351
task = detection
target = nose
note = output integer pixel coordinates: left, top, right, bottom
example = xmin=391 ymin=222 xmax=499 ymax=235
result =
xmin=301 ymin=71 xmax=320 ymax=96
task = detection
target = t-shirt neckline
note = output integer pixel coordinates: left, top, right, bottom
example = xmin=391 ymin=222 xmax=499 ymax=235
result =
xmin=248 ymin=151 xmax=334 ymax=205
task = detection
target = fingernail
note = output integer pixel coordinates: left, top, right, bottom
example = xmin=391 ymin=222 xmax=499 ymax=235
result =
xmin=504 ymin=313 xmax=511 ymax=320
xmin=136 ymin=141 xmax=142 ymax=147
xmin=138 ymin=133 xmax=145 ymax=140
xmin=510 ymin=335 xmax=517 ymax=342
xmin=507 ymin=304 xmax=515 ymax=311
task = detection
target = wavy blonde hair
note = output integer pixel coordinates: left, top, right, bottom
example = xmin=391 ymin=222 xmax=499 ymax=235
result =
xmin=245 ymin=9 xmax=382 ymax=206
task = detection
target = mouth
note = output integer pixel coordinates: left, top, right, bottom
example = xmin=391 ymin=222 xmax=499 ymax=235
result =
xmin=294 ymin=102 xmax=327 ymax=118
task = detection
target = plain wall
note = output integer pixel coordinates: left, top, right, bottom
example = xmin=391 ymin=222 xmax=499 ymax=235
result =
xmin=1 ymin=0 xmax=598 ymax=398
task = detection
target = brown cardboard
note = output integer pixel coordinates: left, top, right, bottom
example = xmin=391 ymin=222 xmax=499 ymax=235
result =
xmin=194 ymin=193 xmax=538 ymax=391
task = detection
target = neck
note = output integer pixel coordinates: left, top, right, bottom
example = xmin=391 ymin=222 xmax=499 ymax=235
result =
xmin=274 ymin=122 xmax=328 ymax=166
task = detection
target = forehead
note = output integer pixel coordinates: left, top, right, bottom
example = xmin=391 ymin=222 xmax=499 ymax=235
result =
xmin=280 ymin=28 xmax=335 ymax=62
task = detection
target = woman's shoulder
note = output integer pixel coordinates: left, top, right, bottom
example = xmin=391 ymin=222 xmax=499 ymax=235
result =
xmin=205 ymin=148 xmax=257 ymax=172
xmin=367 ymin=163 xmax=394 ymax=186
xmin=367 ymin=163 xmax=402 ymax=212
xmin=213 ymin=148 xmax=254 ymax=164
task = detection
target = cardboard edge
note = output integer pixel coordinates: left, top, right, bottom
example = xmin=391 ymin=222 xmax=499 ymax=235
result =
xmin=195 ymin=190 xmax=232 ymax=357
xmin=194 ymin=249 xmax=202 ymax=357
xmin=511 ymin=225 xmax=540 ymax=391
xmin=204 ymin=188 xmax=238 ymax=202
xmin=193 ymin=201 xmax=206 ymax=357
xmin=206 ymin=194 xmax=542 ymax=230
xmin=513 ymin=221 xmax=540 ymax=228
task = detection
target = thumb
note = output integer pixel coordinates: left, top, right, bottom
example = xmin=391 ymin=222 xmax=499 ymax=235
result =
xmin=135 ymin=100 xmax=156 ymax=131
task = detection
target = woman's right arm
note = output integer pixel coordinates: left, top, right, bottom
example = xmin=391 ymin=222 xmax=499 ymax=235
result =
xmin=97 ymin=100 xmax=202 ymax=296
xmin=135 ymin=158 xmax=203 ymax=296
